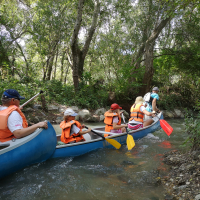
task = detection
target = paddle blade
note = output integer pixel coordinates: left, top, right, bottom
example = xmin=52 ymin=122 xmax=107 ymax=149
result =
xmin=126 ymin=134 xmax=135 ymax=150
xmin=160 ymin=119 xmax=173 ymax=136
xmin=105 ymin=138 xmax=121 ymax=149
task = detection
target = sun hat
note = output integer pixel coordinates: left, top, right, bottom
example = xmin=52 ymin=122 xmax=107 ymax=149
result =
xmin=110 ymin=103 xmax=122 ymax=110
xmin=134 ymin=96 xmax=145 ymax=104
xmin=152 ymin=87 xmax=159 ymax=91
xmin=3 ymin=89 xmax=25 ymax=100
xmin=64 ymin=108 xmax=78 ymax=116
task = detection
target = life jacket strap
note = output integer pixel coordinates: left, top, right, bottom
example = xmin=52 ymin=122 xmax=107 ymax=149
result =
xmin=131 ymin=112 xmax=144 ymax=116
xmin=130 ymin=112 xmax=144 ymax=119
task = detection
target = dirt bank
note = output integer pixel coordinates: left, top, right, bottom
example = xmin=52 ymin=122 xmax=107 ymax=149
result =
xmin=23 ymin=107 xmax=63 ymax=125
xmin=161 ymin=150 xmax=200 ymax=200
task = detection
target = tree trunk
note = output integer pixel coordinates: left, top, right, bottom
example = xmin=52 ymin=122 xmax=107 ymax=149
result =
xmin=134 ymin=17 xmax=171 ymax=96
xmin=70 ymin=0 xmax=100 ymax=91
xmin=46 ymin=55 xmax=55 ymax=80
xmin=53 ymin=45 xmax=59 ymax=80
xmin=141 ymin=41 xmax=155 ymax=95
xmin=60 ymin=50 xmax=66 ymax=82
xmin=45 ymin=40 xmax=59 ymax=80
xmin=71 ymin=48 xmax=84 ymax=88
xmin=41 ymin=94 xmax=48 ymax=112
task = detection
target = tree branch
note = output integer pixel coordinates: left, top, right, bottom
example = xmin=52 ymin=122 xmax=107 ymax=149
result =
xmin=82 ymin=0 xmax=100 ymax=58
xmin=70 ymin=0 xmax=84 ymax=49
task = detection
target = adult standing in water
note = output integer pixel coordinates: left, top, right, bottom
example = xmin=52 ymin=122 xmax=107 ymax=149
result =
xmin=128 ymin=96 xmax=155 ymax=130
xmin=0 ymin=89 xmax=48 ymax=142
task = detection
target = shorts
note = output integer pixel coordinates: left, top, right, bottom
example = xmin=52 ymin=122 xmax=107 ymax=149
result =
xmin=128 ymin=123 xmax=143 ymax=130
xmin=110 ymin=129 xmax=122 ymax=133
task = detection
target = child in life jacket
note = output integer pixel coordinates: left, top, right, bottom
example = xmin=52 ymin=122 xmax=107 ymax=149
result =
xmin=128 ymin=96 xmax=155 ymax=131
xmin=60 ymin=108 xmax=91 ymax=144
xmin=104 ymin=103 xmax=128 ymax=135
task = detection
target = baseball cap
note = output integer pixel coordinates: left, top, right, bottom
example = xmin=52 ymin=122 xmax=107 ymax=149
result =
xmin=110 ymin=103 xmax=122 ymax=110
xmin=152 ymin=87 xmax=159 ymax=91
xmin=3 ymin=89 xmax=25 ymax=99
xmin=64 ymin=108 xmax=78 ymax=116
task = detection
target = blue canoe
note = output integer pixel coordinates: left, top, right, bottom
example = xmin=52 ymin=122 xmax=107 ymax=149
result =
xmin=51 ymin=112 xmax=163 ymax=158
xmin=0 ymin=121 xmax=57 ymax=179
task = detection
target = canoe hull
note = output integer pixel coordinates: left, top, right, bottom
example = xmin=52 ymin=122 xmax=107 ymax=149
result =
xmin=51 ymin=113 xmax=163 ymax=158
xmin=0 ymin=122 xmax=57 ymax=179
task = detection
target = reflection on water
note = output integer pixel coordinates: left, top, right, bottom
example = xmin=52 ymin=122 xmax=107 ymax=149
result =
xmin=0 ymin=119 xmax=186 ymax=200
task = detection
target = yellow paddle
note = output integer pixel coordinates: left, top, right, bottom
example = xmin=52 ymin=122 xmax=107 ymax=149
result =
xmin=85 ymin=126 xmax=121 ymax=149
xmin=121 ymin=113 xmax=135 ymax=150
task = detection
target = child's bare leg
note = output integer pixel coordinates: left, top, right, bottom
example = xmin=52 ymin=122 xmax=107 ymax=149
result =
xmin=143 ymin=119 xmax=154 ymax=127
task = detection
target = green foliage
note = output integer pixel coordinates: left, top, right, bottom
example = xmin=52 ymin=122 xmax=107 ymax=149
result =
xmin=68 ymin=72 xmax=108 ymax=109
xmin=0 ymin=78 xmax=108 ymax=110
xmin=158 ymin=92 xmax=182 ymax=110
xmin=155 ymin=76 xmax=200 ymax=110
xmin=184 ymin=109 xmax=200 ymax=151
xmin=0 ymin=78 xmax=36 ymax=106
xmin=1 ymin=0 xmax=200 ymax=113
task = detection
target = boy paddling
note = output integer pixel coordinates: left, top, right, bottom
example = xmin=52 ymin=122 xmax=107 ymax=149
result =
xmin=60 ymin=108 xmax=92 ymax=144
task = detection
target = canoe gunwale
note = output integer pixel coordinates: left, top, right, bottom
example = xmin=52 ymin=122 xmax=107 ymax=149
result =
xmin=55 ymin=112 xmax=162 ymax=149
xmin=55 ymin=135 xmax=104 ymax=148
xmin=89 ymin=112 xmax=162 ymax=137
xmin=0 ymin=128 xmax=43 ymax=155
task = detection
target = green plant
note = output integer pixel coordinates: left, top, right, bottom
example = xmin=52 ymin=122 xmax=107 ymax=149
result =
xmin=184 ymin=109 xmax=200 ymax=151
xmin=0 ymin=78 xmax=109 ymax=110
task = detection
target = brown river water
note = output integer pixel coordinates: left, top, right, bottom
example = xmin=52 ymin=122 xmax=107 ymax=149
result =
xmin=0 ymin=119 xmax=187 ymax=200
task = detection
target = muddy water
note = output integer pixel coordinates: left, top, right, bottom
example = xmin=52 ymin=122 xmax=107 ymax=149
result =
xmin=0 ymin=119 xmax=187 ymax=200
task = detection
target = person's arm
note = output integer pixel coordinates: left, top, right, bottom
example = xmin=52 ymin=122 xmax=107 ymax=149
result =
xmin=79 ymin=127 xmax=91 ymax=135
xmin=113 ymin=123 xmax=127 ymax=130
xmin=152 ymin=98 xmax=157 ymax=112
xmin=143 ymin=109 xmax=156 ymax=117
xmin=71 ymin=124 xmax=91 ymax=135
xmin=13 ymin=121 xmax=48 ymax=139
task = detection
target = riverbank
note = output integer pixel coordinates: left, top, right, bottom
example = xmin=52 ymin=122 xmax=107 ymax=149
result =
xmin=161 ymin=150 xmax=200 ymax=200
xmin=23 ymin=104 xmax=200 ymax=199
xmin=24 ymin=103 xmax=189 ymax=125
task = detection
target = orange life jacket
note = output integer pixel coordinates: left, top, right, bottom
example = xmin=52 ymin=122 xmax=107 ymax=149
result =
xmin=0 ymin=105 xmax=28 ymax=142
xmin=129 ymin=104 xmax=144 ymax=123
xmin=60 ymin=120 xmax=85 ymax=144
xmin=104 ymin=111 xmax=122 ymax=134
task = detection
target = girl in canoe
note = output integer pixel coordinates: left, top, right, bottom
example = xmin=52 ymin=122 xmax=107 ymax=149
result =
xmin=128 ymin=96 xmax=155 ymax=130
xmin=60 ymin=108 xmax=91 ymax=144
xmin=104 ymin=103 xmax=128 ymax=136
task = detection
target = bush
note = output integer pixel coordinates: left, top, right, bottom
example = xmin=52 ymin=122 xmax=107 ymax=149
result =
xmin=0 ymin=78 xmax=109 ymax=110
xmin=184 ymin=109 xmax=200 ymax=151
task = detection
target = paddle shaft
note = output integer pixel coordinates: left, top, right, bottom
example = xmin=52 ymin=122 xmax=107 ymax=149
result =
xmin=84 ymin=126 xmax=122 ymax=149
xmin=20 ymin=90 xmax=43 ymax=109
xmin=122 ymin=112 xmax=132 ymax=135
xmin=121 ymin=113 xmax=135 ymax=150
xmin=121 ymin=113 xmax=128 ymax=132
xmin=85 ymin=126 xmax=105 ymax=140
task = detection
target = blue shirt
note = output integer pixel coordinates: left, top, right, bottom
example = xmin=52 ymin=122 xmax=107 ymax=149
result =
xmin=146 ymin=93 xmax=159 ymax=112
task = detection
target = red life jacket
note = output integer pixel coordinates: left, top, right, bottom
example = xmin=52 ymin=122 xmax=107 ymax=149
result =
xmin=60 ymin=120 xmax=85 ymax=144
xmin=129 ymin=104 xmax=144 ymax=123
xmin=104 ymin=111 xmax=122 ymax=133
xmin=0 ymin=105 xmax=28 ymax=142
